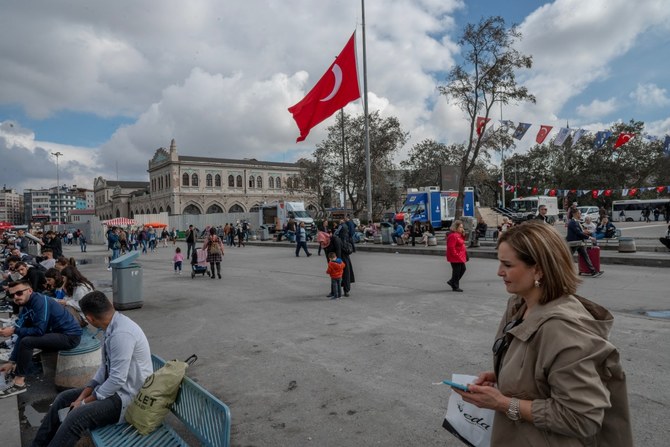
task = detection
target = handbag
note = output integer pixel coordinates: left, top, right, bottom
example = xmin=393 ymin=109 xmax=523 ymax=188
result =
xmin=208 ymin=237 xmax=221 ymax=255
xmin=442 ymin=374 xmax=494 ymax=447
xmin=125 ymin=355 xmax=197 ymax=435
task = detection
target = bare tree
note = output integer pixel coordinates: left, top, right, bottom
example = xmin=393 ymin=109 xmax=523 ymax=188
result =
xmin=438 ymin=16 xmax=535 ymax=217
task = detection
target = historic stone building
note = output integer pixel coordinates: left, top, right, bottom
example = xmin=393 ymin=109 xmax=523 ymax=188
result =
xmin=94 ymin=139 xmax=316 ymax=219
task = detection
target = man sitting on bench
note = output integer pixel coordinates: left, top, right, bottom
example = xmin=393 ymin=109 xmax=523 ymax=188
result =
xmin=31 ymin=291 xmax=152 ymax=447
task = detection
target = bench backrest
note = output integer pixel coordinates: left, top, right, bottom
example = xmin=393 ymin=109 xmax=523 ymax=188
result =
xmin=152 ymin=355 xmax=231 ymax=447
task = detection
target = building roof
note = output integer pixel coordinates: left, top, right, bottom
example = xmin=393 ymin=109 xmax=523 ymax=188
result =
xmin=178 ymin=155 xmax=298 ymax=168
xmin=104 ymin=180 xmax=150 ymax=188
xmin=69 ymin=209 xmax=95 ymax=215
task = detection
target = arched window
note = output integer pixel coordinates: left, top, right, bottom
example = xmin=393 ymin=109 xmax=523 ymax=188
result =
xmin=293 ymin=177 xmax=300 ymax=189
xmin=257 ymin=176 xmax=262 ymax=189
xmin=228 ymin=175 xmax=235 ymax=187
xmin=182 ymin=173 xmax=189 ymax=186
xmin=215 ymin=174 xmax=222 ymax=187
xmin=229 ymin=204 xmax=244 ymax=213
xmin=130 ymin=210 xmax=135 ymax=218
xmin=152 ymin=207 xmax=157 ymax=214
xmin=249 ymin=176 xmax=255 ymax=188
xmin=236 ymin=175 xmax=242 ymax=187
xmin=192 ymin=173 xmax=199 ymax=187
xmin=206 ymin=174 xmax=213 ymax=187
xmin=183 ymin=204 xmax=201 ymax=215
xmin=286 ymin=177 xmax=293 ymax=189
xmin=250 ymin=204 xmax=261 ymax=212
xmin=269 ymin=177 xmax=275 ymax=189
xmin=159 ymin=207 xmax=164 ymax=213
xmin=207 ymin=204 xmax=224 ymax=214
xmin=115 ymin=209 xmax=120 ymax=217
xmin=159 ymin=177 xmax=163 ymax=190
xmin=276 ymin=177 xmax=281 ymax=188
xmin=166 ymin=206 xmax=171 ymax=214
xmin=166 ymin=174 xmax=170 ymax=188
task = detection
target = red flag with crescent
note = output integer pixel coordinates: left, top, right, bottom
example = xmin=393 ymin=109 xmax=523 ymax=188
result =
xmin=476 ymin=116 xmax=491 ymax=136
xmin=614 ymin=132 xmax=634 ymax=149
xmin=535 ymin=125 xmax=553 ymax=144
xmin=288 ymin=32 xmax=361 ymax=142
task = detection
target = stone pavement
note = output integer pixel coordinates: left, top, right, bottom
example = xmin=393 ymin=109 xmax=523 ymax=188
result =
xmin=4 ymin=232 xmax=669 ymax=446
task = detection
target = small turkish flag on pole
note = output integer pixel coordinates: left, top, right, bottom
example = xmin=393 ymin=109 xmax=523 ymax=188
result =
xmin=614 ymin=132 xmax=634 ymax=149
xmin=536 ymin=125 xmax=553 ymax=144
xmin=288 ymin=32 xmax=361 ymax=142
xmin=476 ymin=116 xmax=491 ymax=136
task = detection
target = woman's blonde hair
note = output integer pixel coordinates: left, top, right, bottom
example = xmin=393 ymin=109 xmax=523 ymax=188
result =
xmin=450 ymin=219 xmax=463 ymax=231
xmin=497 ymin=220 xmax=579 ymax=304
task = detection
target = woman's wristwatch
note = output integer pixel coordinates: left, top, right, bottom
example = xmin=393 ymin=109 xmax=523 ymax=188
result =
xmin=506 ymin=398 xmax=521 ymax=421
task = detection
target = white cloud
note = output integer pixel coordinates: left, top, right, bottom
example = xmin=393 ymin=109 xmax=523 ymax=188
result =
xmin=2 ymin=0 xmax=670 ymax=187
xmin=630 ymin=83 xmax=670 ymax=108
xmin=576 ymin=98 xmax=618 ymax=118
xmin=0 ymin=121 xmax=101 ymax=190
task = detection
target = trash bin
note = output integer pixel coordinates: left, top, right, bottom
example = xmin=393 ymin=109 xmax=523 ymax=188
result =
xmin=259 ymin=225 xmax=270 ymax=241
xmin=110 ymin=251 xmax=143 ymax=310
xmin=380 ymin=222 xmax=393 ymax=244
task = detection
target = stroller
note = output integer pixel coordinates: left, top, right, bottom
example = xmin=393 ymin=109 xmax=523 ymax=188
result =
xmin=191 ymin=248 xmax=210 ymax=279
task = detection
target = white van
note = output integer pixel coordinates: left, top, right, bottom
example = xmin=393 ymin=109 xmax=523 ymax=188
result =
xmin=577 ymin=206 xmax=600 ymax=222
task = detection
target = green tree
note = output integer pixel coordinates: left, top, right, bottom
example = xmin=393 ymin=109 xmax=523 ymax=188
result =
xmin=438 ymin=16 xmax=535 ymax=217
xmin=400 ymin=139 xmax=463 ymax=188
xmin=316 ymin=111 xmax=408 ymax=217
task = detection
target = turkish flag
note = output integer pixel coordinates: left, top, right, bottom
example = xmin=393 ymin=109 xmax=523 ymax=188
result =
xmin=657 ymin=186 xmax=667 ymax=194
xmin=629 ymin=188 xmax=638 ymax=196
xmin=289 ymin=32 xmax=361 ymax=142
xmin=531 ymin=187 xmax=538 ymax=195
xmin=549 ymin=189 xmax=556 ymax=197
xmin=536 ymin=125 xmax=553 ymax=144
xmin=614 ymin=132 xmax=634 ymax=149
xmin=476 ymin=116 xmax=491 ymax=136
xmin=604 ymin=189 xmax=612 ymax=197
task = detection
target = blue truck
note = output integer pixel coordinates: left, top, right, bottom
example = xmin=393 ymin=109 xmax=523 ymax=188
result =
xmin=397 ymin=187 xmax=475 ymax=229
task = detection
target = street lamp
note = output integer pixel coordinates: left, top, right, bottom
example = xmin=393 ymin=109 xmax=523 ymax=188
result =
xmin=52 ymin=151 xmax=63 ymax=224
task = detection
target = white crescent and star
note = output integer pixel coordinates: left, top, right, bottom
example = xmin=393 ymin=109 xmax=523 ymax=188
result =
xmin=320 ymin=63 xmax=342 ymax=102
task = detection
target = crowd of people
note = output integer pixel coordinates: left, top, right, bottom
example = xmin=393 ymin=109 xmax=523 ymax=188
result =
xmin=0 ymin=206 xmax=648 ymax=445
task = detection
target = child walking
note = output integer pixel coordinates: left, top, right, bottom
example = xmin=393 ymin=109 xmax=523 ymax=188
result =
xmin=326 ymin=252 xmax=345 ymax=299
xmin=173 ymin=247 xmax=184 ymax=274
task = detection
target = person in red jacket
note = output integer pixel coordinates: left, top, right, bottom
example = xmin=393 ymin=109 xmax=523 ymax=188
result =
xmin=326 ymin=252 xmax=346 ymax=299
xmin=446 ymin=220 xmax=468 ymax=292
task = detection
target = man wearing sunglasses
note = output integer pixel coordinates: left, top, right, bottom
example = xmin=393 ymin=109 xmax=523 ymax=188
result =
xmin=0 ymin=280 xmax=82 ymax=398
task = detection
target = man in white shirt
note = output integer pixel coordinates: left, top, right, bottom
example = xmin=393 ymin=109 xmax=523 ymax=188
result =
xmin=31 ymin=291 xmax=152 ymax=447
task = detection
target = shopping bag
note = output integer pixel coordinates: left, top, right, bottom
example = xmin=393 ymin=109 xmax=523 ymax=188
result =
xmin=442 ymin=374 xmax=494 ymax=447
xmin=125 ymin=355 xmax=197 ymax=435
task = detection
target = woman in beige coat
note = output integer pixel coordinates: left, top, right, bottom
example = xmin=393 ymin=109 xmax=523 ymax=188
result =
xmin=453 ymin=220 xmax=633 ymax=446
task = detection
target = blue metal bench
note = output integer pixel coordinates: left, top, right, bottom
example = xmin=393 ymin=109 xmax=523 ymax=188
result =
xmin=91 ymin=354 xmax=231 ymax=447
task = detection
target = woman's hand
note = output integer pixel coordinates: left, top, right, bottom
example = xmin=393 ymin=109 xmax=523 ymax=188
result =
xmin=454 ymin=383 xmax=508 ymax=413
xmin=473 ymin=371 xmax=497 ymax=387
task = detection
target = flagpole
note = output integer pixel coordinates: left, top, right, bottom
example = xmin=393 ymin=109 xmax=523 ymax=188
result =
xmin=361 ymin=0 xmax=373 ymax=224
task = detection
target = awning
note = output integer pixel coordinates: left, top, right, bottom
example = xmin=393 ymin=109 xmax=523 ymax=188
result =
xmin=103 ymin=217 xmax=137 ymax=227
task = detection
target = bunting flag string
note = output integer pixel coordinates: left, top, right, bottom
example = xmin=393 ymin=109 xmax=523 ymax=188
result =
xmin=497 ymin=181 xmax=669 ymax=198
xmin=486 ymin=118 xmax=669 ymax=154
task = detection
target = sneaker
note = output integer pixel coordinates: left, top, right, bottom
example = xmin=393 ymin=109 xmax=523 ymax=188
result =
xmin=592 ymin=271 xmax=604 ymax=277
xmin=344 ymin=292 xmax=350 ymax=297
xmin=326 ymin=294 xmax=335 ymax=298
xmin=0 ymin=350 xmax=11 ymax=362
xmin=453 ymin=288 xmax=464 ymax=292
xmin=330 ymin=296 xmax=339 ymax=300
xmin=0 ymin=383 xmax=26 ymax=398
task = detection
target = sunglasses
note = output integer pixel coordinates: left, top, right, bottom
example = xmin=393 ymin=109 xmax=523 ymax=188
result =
xmin=493 ymin=318 xmax=523 ymax=376
xmin=9 ymin=288 xmax=31 ymax=299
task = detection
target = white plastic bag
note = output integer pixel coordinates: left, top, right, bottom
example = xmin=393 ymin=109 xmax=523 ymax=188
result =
xmin=442 ymin=374 xmax=494 ymax=447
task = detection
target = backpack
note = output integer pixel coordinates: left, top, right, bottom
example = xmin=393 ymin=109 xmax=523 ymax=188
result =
xmin=336 ymin=235 xmax=354 ymax=255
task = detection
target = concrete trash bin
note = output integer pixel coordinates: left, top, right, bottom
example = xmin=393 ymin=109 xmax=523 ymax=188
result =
xmin=55 ymin=329 xmax=101 ymax=390
xmin=373 ymin=234 xmax=382 ymax=244
xmin=618 ymin=237 xmax=636 ymax=253
xmin=380 ymin=223 xmax=393 ymax=244
xmin=428 ymin=235 xmax=437 ymax=246
xmin=259 ymin=225 xmax=270 ymax=241
xmin=111 ymin=251 xmax=143 ymax=310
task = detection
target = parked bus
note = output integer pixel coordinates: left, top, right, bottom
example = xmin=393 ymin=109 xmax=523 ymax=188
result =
xmin=612 ymin=198 xmax=670 ymax=222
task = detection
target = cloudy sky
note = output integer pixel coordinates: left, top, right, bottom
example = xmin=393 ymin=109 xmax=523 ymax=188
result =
xmin=1 ymin=0 xmax=669 ymax=191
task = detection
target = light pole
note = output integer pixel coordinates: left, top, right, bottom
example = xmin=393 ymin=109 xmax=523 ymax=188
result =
xmin=52 ymin=151 xmax=63 ymax=224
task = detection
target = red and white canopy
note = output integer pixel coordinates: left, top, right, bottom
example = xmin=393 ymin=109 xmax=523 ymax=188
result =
xmin=103 ymin=217 xmax=137 ymax=227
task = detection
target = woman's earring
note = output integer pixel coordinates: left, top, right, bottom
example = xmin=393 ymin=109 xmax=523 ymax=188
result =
xmin=534 ymin=279 xmax=541 ymax=288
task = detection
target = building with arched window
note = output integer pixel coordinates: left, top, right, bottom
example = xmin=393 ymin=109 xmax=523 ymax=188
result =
xmin=95 ymin=139 xmax=316 ymax=219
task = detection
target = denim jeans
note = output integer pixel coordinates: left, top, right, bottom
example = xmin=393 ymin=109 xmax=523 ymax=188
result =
xmin=13 ymin=333 xmax=81 ymax=377
xmin=330 ymin=278 xmax=342 ymax=298
xmin=186 ymin=241 xmax=196 ymax=258
xmin=31 ymin=388 xmax=122 ymax=447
